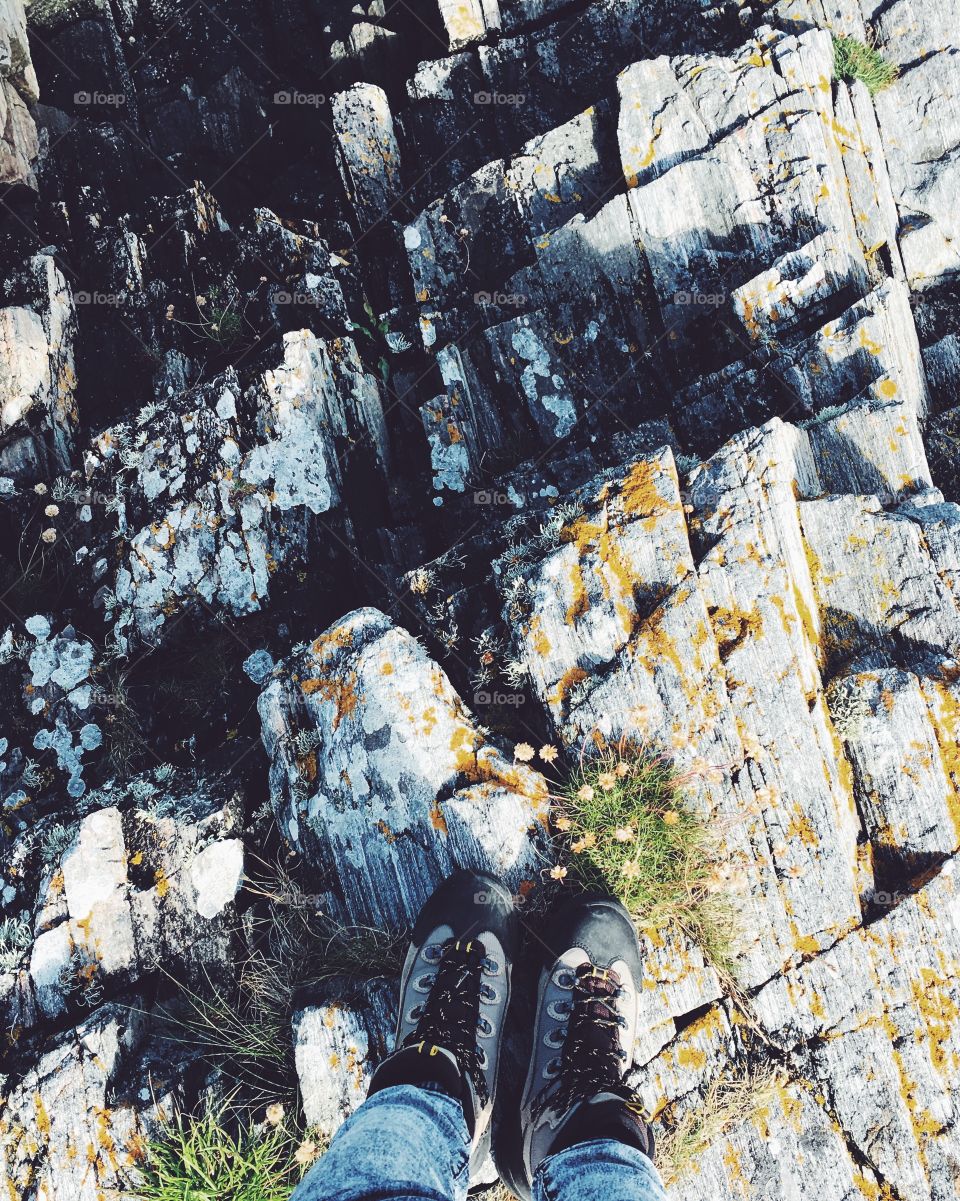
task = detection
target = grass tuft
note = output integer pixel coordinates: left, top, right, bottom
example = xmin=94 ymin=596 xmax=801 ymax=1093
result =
xmin=132 ymin=1104 xmax=320 ymax=1201
xmin=832 ymin=34 xmax=898 ymax=95
xmin=156 ymin=859 xmax=405 ymax=1105
xmin=655 ymin=1066 xmax=784 ymax=1187
xmin=553 ymin=743 xmax=737 ymax=974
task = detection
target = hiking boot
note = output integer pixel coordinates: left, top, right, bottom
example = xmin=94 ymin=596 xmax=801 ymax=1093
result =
xmin=368 ymin=869 xmax=519 ymax=1168
xmin=499 ymin=893 xmax=655 ymax=1198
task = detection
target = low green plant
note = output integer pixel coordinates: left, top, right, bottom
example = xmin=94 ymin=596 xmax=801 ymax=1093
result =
xmin=132 ymin=1104 xmax=317 ymax=1201
xmin=553 ymin=742 xmax=736 ymax=974
xmin=832 ymin=34 xmax=898 ymax=95
xmin=0 ymin=914 xmax=32 ymax=974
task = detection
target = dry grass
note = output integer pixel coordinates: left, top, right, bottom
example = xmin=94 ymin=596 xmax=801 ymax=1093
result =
xmin=156 ymin=859 xmax=405 ymax=1107
xmin=655 ymin=1065 xmax=784 ymax=1187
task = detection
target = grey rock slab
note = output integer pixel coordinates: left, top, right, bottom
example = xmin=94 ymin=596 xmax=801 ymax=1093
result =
xmin=806 ymin=397 xmax=931 ymax=501
xmin=293 ymin=981 xmax=398 ymax=1136
xmin=0 ymin=255 xmax=77 ymax=482
xmin=258 ymin=607 xmax=550 ymax=928
xmin=331 ymin=83 xmax=403 ymax=231
xmin=777 ymin=279 xmax=929 ymax=419
xmin=2 ymin=1002 xmax=153 ymax=1201
xmin=617 ymin=54 xmax=710 ymax=189
xmin=88 ymin=332 xmax=387 ymax=650
xmin=828 ymin=668 xmax=959 ymax=861
xmin=798 ymin=492 xmax=960 ymax=669
xmin=873 ymin=50 xmax=960 ymax=280
xmin=730 ymin=232 xmax=870 ymax=349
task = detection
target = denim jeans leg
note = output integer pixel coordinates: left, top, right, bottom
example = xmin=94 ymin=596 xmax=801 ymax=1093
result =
xmin=533 ymin=1137 xmax=668 ymax=1201
xmin=291 ymin=1084 xmax=471 ymax=1201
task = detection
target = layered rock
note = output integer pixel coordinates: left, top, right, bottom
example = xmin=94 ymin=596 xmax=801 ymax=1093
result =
xmin=0 ymin=254 xmax=77 ymax=483
xmin=258 ymin=606 xmax=549 ymax=929
xmin=4 ymin=0 xmax=960 ymax=1195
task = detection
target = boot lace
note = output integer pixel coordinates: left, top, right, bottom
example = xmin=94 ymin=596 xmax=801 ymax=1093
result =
xmin=404 ymin=937 xmax=489 ymax=1106
xmin=534 ymin=961 xmax=636 ymax=1119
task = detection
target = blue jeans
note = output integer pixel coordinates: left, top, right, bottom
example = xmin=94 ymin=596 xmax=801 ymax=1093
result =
xmin=291 ymin=1085 xmax=668 ymax=1201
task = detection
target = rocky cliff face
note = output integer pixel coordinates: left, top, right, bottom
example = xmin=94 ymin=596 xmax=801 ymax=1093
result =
xmin=1 ymin=0 xmax=959 ymax=1197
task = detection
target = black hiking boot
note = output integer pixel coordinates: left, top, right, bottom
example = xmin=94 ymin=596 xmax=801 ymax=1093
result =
xmin=368 ymin=870 xmax=519 ymax=1171
xmin=498 ymin=893 xmax=655 ymax=1198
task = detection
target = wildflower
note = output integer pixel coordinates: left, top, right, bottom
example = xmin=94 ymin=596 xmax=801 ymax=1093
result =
xmin=571 ymin=833 xmax=596 ymax=853
xmin=553 ymin=815 xmax=572 ymax=832
xmin=576 ymin=784 xmax=594 ymax=802
xmin=621 ymin=861 xmax=642 ymax=879
xmin=539 ymin=744 xmax=558 ymax=764
xmin=44 ymin=504 xmax=59 ymax=517
xmin=662 ymin=810 xmax=680 ymax=826
xmin=597 ymin=771 xmax=616 ymax=791
xmin=672 ymin=730 xmax=691 ymax=750
xmin=195 ymin=294 xmax=207 ymax=307
xmin=33 ymin=482 xmax=48 ymax=495
xmin=265 ymin=1103 xmax=284 ymax=1126
xmin=548 ymin=865 xmax=567 ymax=880
xmin=514 ymin=742 xmax=535 ymax=762
xmin=295 ymin=1139 xmax=319 ymax=1167
xmin=41 ymin=528 xmax=57 ymax=544
xmin=615 ymin=761 xmax=631 ymax=777
xmin=614 ymin=826 xmax=634 ymax=842
xmin=165 ymin=304 xmax=174 ymax=320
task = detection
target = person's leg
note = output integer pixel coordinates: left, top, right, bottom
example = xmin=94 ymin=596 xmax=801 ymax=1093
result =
xmin=294 ymin=870 xmax=520 ymax=1201
xmin=291 ymin=1084 xmax=470 ymax=1201
xmin=497 ymin=893 xmax=665 ymax=1201
xmin=533 ymin=1138 xmax=667 ymax=1201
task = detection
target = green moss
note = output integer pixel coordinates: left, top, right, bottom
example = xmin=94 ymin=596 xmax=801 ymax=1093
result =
xmin=832 ymin=34 xmax=898 ymax=95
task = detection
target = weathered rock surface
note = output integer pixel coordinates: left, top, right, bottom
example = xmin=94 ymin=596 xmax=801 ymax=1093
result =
xmin=4 ymin=0 xmax=960 ymax=1195
xmin=259 ymin=606 xmax=550 ymax=928
xmin=0 ymin=254 xmax=77 ymax=483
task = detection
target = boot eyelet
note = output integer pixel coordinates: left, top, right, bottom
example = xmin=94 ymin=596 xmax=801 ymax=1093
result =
xmin=406 ymin=1006 xmax=423 ymax=1022
xmin=544 ymin=1025 xmax=567 ymax=1049
xmin=482 ymin=956 xmax=501 ymax=975
xmin=544 ymin=1057 xmax=562 ymax=1078
xmin=413 ymin=973 xmax=436 ymax=993
xmin=477 ymin=1047 xmax=489 ymax=1069
xmin=480 ymin=983 xmax=499 ymax=1003
xmin=547 ymin=1000 xmax=572 ymax=1019
xmin=422 ymin=944 xmax=444 ymax=963
xmin=554 ymin=969 xmax=576 ymax=989
xmin=477 ymin=1015 xmax=494 ymax=1037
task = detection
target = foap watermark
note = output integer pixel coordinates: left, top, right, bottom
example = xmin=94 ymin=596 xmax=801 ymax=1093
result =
xmin=473 ymin=90 xmax=526 ymax=106
xmin=473 ymin=690 xmax=525 ymax=708
xmin=474 ymin=889 xmax=529 ymax=909
xmin=74 ymin=91 xmax=126 ymax=107
xmin=474 ymin=290 xmax=527 ymax=307
xmin=473 ymin=490 xmax=511 ymax=506
xmin=273 ymin=290 xmax=324 ymax=306
xmin=274 ymin=90 xmax=326 ymax=107
xmin=672 ymin=289 xmax=726 ymax=308
xmin=73 ymin=291 xmax=127 ymax=307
